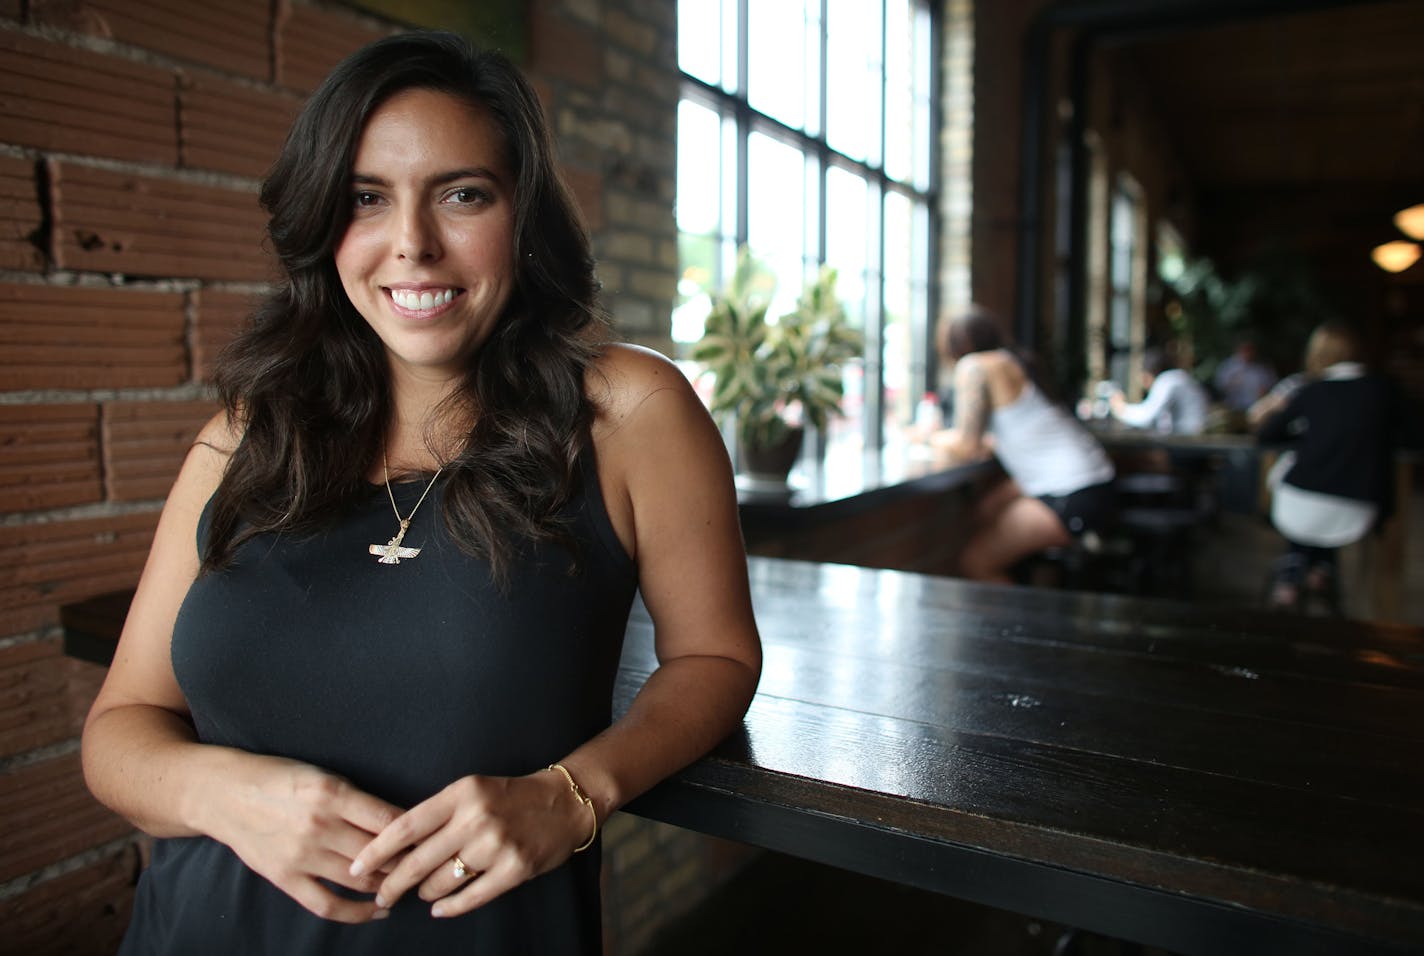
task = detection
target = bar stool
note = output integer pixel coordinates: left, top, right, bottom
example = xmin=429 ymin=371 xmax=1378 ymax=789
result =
xmin=1101 ymin=468 xmax=1217 ymax=597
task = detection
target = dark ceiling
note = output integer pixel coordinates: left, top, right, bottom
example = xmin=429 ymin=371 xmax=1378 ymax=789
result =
xmin=1128 ymin=1 xmax=1424 ymax=191
xmin=1116 ymin=0 xmax=1424 ymax=315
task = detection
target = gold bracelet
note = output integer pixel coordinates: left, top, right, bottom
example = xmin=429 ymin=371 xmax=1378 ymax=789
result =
xmin=547 ymin=763 xmax=598 ymax=852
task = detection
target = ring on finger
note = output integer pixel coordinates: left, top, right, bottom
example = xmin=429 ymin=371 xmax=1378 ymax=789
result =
xmin=452 ymin=856 xmax=469 ymax=880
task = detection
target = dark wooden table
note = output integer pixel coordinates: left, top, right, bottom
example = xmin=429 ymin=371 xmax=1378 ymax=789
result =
xmin=617 ymin=557 xmax=1424 ymax=955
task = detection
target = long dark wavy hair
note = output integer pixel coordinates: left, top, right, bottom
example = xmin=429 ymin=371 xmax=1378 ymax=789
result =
xmin=205 ymin=31 xmax=607 ymax=583
xmin=937 ymin=305 xmax=1055 ymax=401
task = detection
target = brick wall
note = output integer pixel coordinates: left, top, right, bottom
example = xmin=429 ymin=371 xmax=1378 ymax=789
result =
xmin=0 ymin=1 xmax=696 ymax=953
xmin=527 ymin=0 xmax=679 ymax=352
xmin=0 ymin=2 xmax=378 ymax=949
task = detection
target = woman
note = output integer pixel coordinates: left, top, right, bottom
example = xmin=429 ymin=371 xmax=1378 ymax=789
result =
xmin=81 ymin=32 xmax=761 ymax=953
xmin=930 ymin=307 xmax=1115 ymax=583
xmin=1257 ymin=322 xmax=1397 ymax=610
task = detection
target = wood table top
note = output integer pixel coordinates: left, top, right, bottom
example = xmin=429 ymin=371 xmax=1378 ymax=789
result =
xmin=616 ymin=557 xmax=1424 ymax=955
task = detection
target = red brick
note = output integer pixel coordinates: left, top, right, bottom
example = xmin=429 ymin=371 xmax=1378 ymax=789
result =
xmin=0 ymin=404 xmax=102 ymax=512
xmin=0 ymin=636 xmax=80 ymax=757
xmin=65 ymin=656 xmax=108 ymax=727
xmin=33 ymin=0 xmax=273 ymax=80
xmin=0 ymin=841 xmax=139 ymax=956
xmin=0 ymin=752 xmax=134 ymax=884
xmin=529 ymin=7 xmax=605 ymax=88
xmin=102 ymin=399 xmax=220 ymax=501
xmin=0 ymin=154 xmax=43 ymax=272
xmin=50 ymin=161 xmax=274 ymax=282
xmin=562 ymin=165 xmax=605 ymax=232
xmin=0 ymin=512 xmax=158 ymax=636
xmin=277 ymin=2 xmax=391 ymax=94
xmin=179 ymin=70 xmax=301 ymax=178
xmin=0 ymin=28 xmax=178 ymax=165
xmin=0 ymin=283 xmax=186 ymax=390
xmin=192 ymin=287 xmax=257 ymax=381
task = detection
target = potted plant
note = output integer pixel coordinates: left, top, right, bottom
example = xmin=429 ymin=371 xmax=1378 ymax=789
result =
xmin=690 ymin=248 xmax=863 ymax=481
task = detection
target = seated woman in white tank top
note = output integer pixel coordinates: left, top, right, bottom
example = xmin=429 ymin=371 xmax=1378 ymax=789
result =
xmin=927 ymin=307 xmax=1115 ymax=583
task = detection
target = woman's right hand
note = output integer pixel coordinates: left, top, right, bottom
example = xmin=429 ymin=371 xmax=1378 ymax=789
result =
xmin=200 ymin=750 xmax=405 ymax=922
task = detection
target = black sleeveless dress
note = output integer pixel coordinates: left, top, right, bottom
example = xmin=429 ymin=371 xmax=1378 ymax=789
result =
xmin=119 ymin=455 xmax=637 ymax=955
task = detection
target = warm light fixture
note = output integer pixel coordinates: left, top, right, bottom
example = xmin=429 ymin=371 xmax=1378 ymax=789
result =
xmin=1371 ymin=240 xmax=1421 ymax=273
xmin=1395 ymin=204 xmax=1424 ymax=241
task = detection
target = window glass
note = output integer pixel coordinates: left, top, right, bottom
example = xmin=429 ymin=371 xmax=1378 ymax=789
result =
xmin=825 ymin=166 xmax=874 ymax=449
xmin=881 ymin=0 xmax=935 ymax=189
xmin=1109 ymin=187 xmax=1138 ymax=388
xmin=748 ymin=0 xmax=819 ymax=132
xmin=825 ymin=165 xmax=871 ymax=329
xmin=672 ymin=99 xmax=724 ymax=346
xmin=677 ymin=0 xmax=724 ymax=87
xmin=748 ymin=131 xmax=810 ymax=317
xmin=883 ymin=189 xmax=914 ymax=434
xmin=883 ymin=0 xmax=912 ymax=182
xmin=676 ymin=100 xmax=721 ymax=238
xmin=826 ymin=0 xmax=882 ymax=163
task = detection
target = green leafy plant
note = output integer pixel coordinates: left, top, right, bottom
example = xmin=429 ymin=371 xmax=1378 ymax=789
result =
xmin=690 ymin=248 xmax=863 ymax=451
xmin=1165 ymin=249 xmax=1339 ymax=382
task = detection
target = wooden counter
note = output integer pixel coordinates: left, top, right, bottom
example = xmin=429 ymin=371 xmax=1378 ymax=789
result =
xmin=619 ymin=558 xmax=1424 ymax=955
xmin=736 ymin=442 xmax=1002 ymax=575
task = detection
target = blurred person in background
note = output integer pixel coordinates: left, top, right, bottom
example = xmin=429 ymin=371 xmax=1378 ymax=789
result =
xmin=926 ymin=306 xmax=1115 ymax=583
xmin=1108 ymin=345 xmax=1210 ymax=435
xmin=1256 ymin=322 xmax=1399 ymax=611
xmin=1214 ymin=337 xmax=1277 ymax=413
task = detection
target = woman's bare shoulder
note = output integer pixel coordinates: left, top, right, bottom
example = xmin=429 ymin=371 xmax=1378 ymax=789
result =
xmin=194 ymin=410 xmax=242 ymax=459
xmin=978 ymin=349 xmax=1027 ymax=383
xmin=588 ymin=343 xmax=697 ymax=429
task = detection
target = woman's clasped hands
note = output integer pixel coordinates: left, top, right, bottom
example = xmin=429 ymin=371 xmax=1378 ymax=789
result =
xmin=211 ymin=755 xmax=595 ymax=924
xmin=348 ymin=767 xmax=595 ymax=920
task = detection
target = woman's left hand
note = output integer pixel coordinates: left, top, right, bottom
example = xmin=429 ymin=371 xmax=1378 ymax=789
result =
xmin=349 ymin=769 xmax=591 ymax=918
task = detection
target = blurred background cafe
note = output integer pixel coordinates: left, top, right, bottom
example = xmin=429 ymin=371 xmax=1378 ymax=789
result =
xmin=1 ymin=0 xmax=1422 ymax=953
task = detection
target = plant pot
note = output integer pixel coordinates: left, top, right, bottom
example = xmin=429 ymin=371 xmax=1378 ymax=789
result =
xmin=738 ymin=427 xmax=804 ymax=483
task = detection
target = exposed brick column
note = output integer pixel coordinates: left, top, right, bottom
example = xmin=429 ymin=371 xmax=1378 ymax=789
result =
xmin=529 ymin=0 xmax=680 ymax=354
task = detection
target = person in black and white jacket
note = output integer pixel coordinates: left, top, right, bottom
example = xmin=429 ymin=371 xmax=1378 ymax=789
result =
xmin=1256 ymin=322 xmax=1399 ymax=611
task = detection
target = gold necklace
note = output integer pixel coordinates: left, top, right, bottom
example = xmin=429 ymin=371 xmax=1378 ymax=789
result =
xmin=367 ymin=451 xmax=443 ymax=565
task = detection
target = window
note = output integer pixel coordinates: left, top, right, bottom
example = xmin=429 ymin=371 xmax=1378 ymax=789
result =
xmin=674 ymin=0 xmax=938 ymax=456
xmin=1108 ymin=175 xmax=1147 ymax=395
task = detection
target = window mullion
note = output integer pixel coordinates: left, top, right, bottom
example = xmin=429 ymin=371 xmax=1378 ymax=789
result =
xmin=734 ymin=0 xmax=751 ymax=249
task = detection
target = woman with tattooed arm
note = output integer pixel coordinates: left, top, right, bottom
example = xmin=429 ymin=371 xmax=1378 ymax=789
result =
xmin=927 ymin=306 xmax=1115 ymax=583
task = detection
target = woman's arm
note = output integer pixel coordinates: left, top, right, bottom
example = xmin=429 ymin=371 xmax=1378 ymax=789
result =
xmin=351 ymin=345 xmax=762 ymax=916
xmin=571 ymin=344 xmax=763 ymax=809
xmin=1110 ymin=374 xmax=1172 ymax=429
xmin=930 ymin=353 xmax=994 ymax=461
xmin=81 ymin=413 xmax=403 ymax=923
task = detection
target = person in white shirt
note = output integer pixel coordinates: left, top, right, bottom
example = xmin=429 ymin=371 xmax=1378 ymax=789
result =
xmin=1110 ymin=347 xmax=1210 ymax=434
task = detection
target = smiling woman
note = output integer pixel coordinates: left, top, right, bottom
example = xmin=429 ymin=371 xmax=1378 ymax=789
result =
xmin=78 ymin=30 xmax=761 ymax=956
xmin=335 ymin=89 xmax=516 ymax=385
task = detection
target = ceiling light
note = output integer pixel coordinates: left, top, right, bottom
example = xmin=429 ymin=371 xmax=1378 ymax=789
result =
xmin=1371 ymin=240 xmax=1421 ymax=273
xmin=1394 ymin=204 xmax=1424 ymax=241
